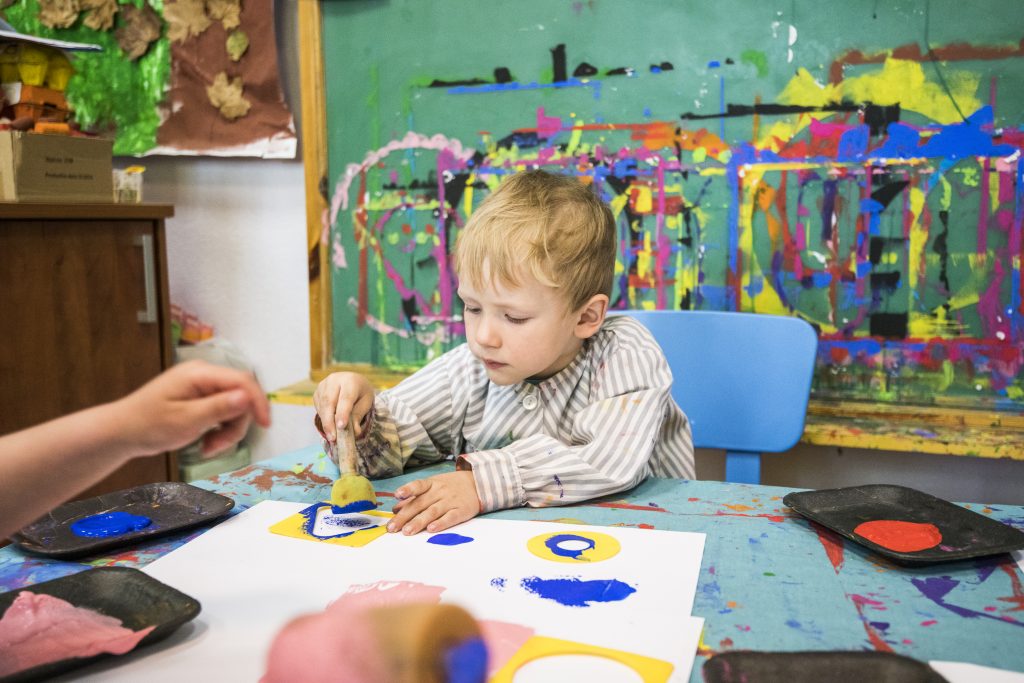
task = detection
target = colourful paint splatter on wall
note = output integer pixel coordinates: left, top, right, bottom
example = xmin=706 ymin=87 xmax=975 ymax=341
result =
xmin=323 ymin=2 xmax=1024 ymax=416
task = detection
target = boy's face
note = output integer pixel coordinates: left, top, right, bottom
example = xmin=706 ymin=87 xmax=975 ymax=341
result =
xmin=458 ymin=268 xmax=602 ymax=385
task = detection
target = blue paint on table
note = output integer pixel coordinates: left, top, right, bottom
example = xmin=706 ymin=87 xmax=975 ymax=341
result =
xmin=2 ymin=444 xmax=1023 ymax=681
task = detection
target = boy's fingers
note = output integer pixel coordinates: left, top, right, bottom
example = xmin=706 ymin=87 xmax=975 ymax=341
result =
xmin=394 ymin=479 xmax=428 ymax=500
xmin=426 ymin=509 xmax=466 ymax=534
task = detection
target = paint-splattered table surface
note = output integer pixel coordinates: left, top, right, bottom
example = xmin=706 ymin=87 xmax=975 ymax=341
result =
xmin=2 ymin=445 xmax=1022 ymax=681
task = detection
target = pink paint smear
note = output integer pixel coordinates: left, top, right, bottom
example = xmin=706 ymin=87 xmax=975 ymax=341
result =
xmin=0 ymin=591 xmax=154 ymax=677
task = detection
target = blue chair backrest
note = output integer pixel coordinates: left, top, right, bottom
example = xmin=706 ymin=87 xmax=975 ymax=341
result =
xmin=620 ymin=310 xmax=818 ymax=482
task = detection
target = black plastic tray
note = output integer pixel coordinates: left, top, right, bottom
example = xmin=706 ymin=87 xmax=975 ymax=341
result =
xmin=10 ymin=482 xmax=234 ymax=559
xmin=783 ymin=484 xmax=1024 ymax=565
xmin=0 ymin=566 xmax=200 ymax=682
xmin=703 ymin=651 xmax=948 ymax=683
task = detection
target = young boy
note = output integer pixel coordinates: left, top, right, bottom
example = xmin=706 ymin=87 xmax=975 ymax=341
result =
xmin=314 ymin=169 xmax=694 ymax=536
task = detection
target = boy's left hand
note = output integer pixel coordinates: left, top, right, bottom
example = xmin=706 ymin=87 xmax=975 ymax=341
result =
xmin=388 ymin=471 xmax=480 ymax=535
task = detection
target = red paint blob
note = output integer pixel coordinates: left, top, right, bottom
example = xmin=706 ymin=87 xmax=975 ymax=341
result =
xmin=853 ymin=519 xmax=943 ymax=553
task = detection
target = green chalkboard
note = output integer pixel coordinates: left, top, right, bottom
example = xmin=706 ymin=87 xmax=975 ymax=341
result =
xmin=315 ymin=0 xmax=1024 ymax=422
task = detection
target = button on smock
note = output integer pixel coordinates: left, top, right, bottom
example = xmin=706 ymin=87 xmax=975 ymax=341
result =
xmin=521 ymin=387 xmax=539 ymax=411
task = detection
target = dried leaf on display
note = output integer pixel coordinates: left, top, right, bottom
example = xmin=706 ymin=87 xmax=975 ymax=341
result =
xmin=81 ymin=0 xmax=117 ymax=31
xmin=164 ymin=0 xmax=211 ymax=43
xmin=115 ymin=2 xmax=162 ymax=60
xmin=38 ymin=0 xmax=79 ymax=29
xmin=206 ymin=0 xmax=240 ymax=30
xmin=225 ymin=29 xmax=248 ymax=62
xmin=206 ymin=71 xmax=250 ymax=120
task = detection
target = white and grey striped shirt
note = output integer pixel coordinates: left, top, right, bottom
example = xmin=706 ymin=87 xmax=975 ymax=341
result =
xmin=352 ymin=315 xmax=695 ymax=513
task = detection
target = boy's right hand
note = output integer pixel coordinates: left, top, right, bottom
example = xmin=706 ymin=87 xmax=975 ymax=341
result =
xmin=312 ymin=372 xmax=376 ymax=442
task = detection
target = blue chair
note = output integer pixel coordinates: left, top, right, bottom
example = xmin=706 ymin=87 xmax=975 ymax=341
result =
xmin=621 ymin=310 xmax=818 ymax=484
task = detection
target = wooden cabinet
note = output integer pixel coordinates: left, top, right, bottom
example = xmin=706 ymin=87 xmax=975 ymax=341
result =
xmin=0 ymin=203 xmax=178 ymax=499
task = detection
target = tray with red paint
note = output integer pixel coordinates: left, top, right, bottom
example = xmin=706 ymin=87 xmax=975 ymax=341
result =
xmin=0 ymin=567 xmax=200 ymax=682
xmin=782 ymin=484 xmax=1024 ymax=565
xmin=9 ymin=482 xmax=234 ymax=559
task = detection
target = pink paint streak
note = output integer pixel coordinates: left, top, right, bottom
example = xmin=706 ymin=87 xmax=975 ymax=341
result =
xmin=479 ymin=619 xmax=535 ymax=676
xmin=850 ymin=594 xmax=894 ymax=653
xmin=0 ymin=591 xmax=155 ymax=677
xmin=328 ymin=580 xmax=445 ymax=613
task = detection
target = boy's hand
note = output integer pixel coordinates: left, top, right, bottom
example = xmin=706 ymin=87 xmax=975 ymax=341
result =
xmin=313 ymin=372 xmax=376 ymax=441
xmin=388 ymin=471 xmax=480 ymax=535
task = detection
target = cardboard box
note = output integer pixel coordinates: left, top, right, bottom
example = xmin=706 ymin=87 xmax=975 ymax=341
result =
xmin=0 ymin=130 xmax=112 ymax=202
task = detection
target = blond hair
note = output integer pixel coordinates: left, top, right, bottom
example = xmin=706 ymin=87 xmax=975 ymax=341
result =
xmin=453 ymin=170 xmax=616 ymax=312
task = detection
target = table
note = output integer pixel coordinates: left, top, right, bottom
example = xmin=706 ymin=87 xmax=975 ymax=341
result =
xmin=2 ymin=445 xmax=1022 ymax=681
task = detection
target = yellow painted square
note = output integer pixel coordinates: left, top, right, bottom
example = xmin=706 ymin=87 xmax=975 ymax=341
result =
xmin=268 ymin=503 xmax=392 ymax=548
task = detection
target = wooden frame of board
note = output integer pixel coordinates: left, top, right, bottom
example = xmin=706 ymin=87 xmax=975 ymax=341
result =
xmin=294 ymin=2 xmax=1024 ymax=459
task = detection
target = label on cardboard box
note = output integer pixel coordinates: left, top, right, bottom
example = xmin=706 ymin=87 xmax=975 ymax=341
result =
xmin=0 ymin=130 xmax=113 ymax=202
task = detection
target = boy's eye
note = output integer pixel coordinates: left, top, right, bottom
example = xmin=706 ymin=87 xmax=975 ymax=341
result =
xmin=505 ymin=315 xmax=529 ymax=325
xmin=464 ymin=306 xmax=481 ymax=315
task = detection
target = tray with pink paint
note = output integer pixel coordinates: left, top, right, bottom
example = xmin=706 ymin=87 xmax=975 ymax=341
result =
xmin=783 ymin=484 xmax=1024 ymax=565
xmin=0 ymin=566 xmax=200 ymax=682
xmin=9 ymin=482 xmax=234 ymax=559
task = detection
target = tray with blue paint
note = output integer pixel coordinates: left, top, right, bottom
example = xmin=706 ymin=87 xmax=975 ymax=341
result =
xmin=9 ymin=482 xmax=234 ymax=559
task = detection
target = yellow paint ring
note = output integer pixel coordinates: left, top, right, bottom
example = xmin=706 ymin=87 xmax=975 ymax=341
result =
xmin=527 ymin=530 xmax=621 ymax=563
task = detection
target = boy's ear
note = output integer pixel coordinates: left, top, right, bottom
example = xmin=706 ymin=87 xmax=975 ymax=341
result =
xmin=574 ymin=294 xmax=609 ymax=339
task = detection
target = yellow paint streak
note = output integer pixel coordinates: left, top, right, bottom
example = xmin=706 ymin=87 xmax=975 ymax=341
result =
xmin=635 ymin=185 xmax=653 ymax=213
xmin=907 ymin=187 xmax=927 ymax=289
xmin=780 ymin=59 xmax=981 ymax=125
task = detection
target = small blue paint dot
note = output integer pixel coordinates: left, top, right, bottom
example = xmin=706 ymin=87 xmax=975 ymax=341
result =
xmin=428 ymin=533 xmax=474 ymax=546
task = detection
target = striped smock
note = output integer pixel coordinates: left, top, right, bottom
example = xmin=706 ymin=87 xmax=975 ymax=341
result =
xmin=350 ymin=315 xmax=695 ymax=513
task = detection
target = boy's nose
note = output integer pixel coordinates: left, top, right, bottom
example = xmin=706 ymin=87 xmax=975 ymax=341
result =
xmin=475 ymin=317 xmax=501 ymax=348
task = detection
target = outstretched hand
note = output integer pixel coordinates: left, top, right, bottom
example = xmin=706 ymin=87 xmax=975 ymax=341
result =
xmin=388 ymin=471 xmax=481 ymax=535
xmin=116 ymin=360 xmax=271 ymax=458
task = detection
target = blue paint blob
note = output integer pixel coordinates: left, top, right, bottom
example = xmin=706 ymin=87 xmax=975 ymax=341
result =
xmin=70 ymin=511 xmax=152 ymax=538
xmin=520 ymin=576 xmax=636 ymax=607
xmin=427 ymin=532 xmax=474 ymax=546
xmin=332 ymin=499 xmax=375 ymax=514
xmin=299 ymin=502 xmax=377 ymax=539
xmin=444 ymin=637 xmax=488 ymax=683
xmin=490 ymin=577 xmax=507 ymax=590
xmin=544 ymin=533 xmax=596 ymax=560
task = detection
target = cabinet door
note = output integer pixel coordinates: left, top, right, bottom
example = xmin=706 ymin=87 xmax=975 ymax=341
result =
xmin=0 ymin=218 xmax=172 ymax=498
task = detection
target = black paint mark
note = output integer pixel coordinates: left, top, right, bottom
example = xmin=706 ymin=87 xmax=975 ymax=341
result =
xmin=680 ymin=102 xmax=859 ymax=121
xmin=428 ymin=77 xmax=488 ymax=88
xmin=574 ymin=62 xmax=599 ymax=78
xmin=863 ymin=103 xmax=900 ymax=136
xmin=606 ymin=67 xmax=633 ymax=76
xmin=871 ymin=179 xmax=910 ymax=210
xmin=869 ymin=313 xmax=908 ymax=338
xmin=551 ymin=44 xmax=567 ymax=82
xmin=494 ymin=67 xmax=512 ymax=84
xmin=870 ymin=271 xmax=901 ymax=291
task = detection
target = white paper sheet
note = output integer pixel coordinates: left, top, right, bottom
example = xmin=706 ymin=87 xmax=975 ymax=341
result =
xmin=930 ymin=660 xmax=1024 ymax=683
xmin=1013 ymin=550 xmax=1024 ymax=576
xmin=68 ymin=501 xmax=706 ymax=682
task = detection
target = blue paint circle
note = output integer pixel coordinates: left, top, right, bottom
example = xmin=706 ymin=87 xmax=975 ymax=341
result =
xmin=427 ymin=533 xmax=474 ymax=546
xmin=544 ymin=533 xmax=596 ymax=560
xmin=70 ymin=511 xmax=152 ymax=538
